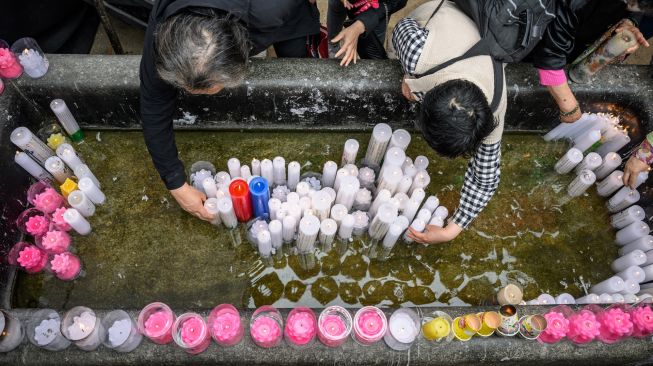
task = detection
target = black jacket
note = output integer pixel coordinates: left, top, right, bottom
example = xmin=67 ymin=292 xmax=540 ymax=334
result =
xmin=140 ymin=0 xmax=320 ymax=190
xmin=347 ymin=0 xmax=407 ymax=36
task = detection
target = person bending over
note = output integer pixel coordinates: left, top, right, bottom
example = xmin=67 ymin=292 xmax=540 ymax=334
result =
xmin=390 ymin=0 xmax=506 ymax=244
xmin=140 ymin=0 xmax=319 ymax=221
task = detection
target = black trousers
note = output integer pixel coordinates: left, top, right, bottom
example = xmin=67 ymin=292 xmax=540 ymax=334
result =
xmin=273 ymin=36 xmax=308 ymax=58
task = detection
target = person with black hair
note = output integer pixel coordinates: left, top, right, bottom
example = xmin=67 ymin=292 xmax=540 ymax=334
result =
xmin=140 ymin=0 xmax=319 ymax=221
xmin=390 ymin=0 xmax=506 ymax=244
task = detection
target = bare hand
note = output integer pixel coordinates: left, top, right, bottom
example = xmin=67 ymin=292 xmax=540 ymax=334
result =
xmin=341 ymin=0 xmax=353 ymax=9
xmin=623 ymin=156 xmax=650 ymax=188
xmin=616 ymin=19 xmax=650 ymax=55
xmin=169 ymin=183 xmax=214 ymax=221
xmin=407 ymin=223 xmax=463 ymax=244
xmin=332 ymin=20 xmax=365 ymax=66
xmin=402 ymin=77 xmax=416 ymax=102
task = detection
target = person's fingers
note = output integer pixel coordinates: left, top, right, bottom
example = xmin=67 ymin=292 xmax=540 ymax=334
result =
xmin=342 ymin=46 xmax=354 ymax=66
xmin=629 ymin=171 xmax=639 ymax=189
xmin=331 ymin=32 xmax=344 ymax=44
xmin=408 ymin=227 xmax=427 ymax=242
xmin=353 ymin=51 xmax=359 ymax=64
xmin=334 ymin=44 xmax=346 ymax=58
xmin=623 ymin=171 xmax=631 ymax=187
xmin=626 ymin=45 xmax=640 ymax=54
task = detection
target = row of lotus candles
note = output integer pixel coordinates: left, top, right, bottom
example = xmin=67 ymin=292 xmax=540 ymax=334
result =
xmin=191 ymin=123 xmax=446 ymax=257
xmin=544 ymin=112 xmax=653 ymax=303
xmin=0 ymin=37 xmax=50 ymax=95
xmin=1 ymin=298 xmax=651 ymax=354
xmin=8 ymin=99 xmax=103 ymax=280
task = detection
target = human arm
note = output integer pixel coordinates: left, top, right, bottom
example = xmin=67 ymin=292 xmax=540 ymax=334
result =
xmin=623 ymin=132 xmax=653 ymax=188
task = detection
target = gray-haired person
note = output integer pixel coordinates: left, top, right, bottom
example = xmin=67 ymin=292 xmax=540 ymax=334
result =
xmin=140 ymin=0 xmax=319 ymax=221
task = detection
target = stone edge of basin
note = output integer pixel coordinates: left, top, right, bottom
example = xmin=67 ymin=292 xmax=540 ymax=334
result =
xmin=0 ymin=306 xmax=652 ymax=366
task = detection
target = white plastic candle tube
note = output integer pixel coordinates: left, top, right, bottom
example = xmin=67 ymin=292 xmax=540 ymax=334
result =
xmin=434 ymin=206 xmax=448 ymax=220
xmin=429 ymin=215 xmax=444 ymax=228
xmin=358 ymin=167 xmax=375 ymax=190
xmin=594 ymin=152 xmax=622 ymax=179
xmin=611 ymin=293 xmax=626 ymax=303
xmin=202 ymin=177 xmax=218 ymax=198
xmin=319 ymin=218 xmax=338 ymax=248
xmin=381 ymin=147 xmax=406 ymax=173
xmin=619 ymin=279 xmax=640 ymax=295
xmin=297 ymin=215 xmax=320 ymax=253
xmin=610 ymin=205 xmax=645 ymax=229
xmin=257 ymin=231 xmax=272 ymax=258
xmin=543 ymin=122 xmax=574 ymax=142
xmin=393 ymin=192 xmax=409 ymax=212
xmin=333 ymin=168 xmax=349 ymax=192
xmin=217 ymin=197 xmax=238 ymax=229
xmin=251 ymin=159 xmax=261 ymax=176
xmin=369 ymin=189 xmax=391 ymax=218
xmin=403 ymin=218 xmax=425 ymax=243
xmin=415 ymin=208 xmax=431 ymax=224
xmin=45 ymin=156 xmax=73 ymax=183
xmin=389 ymin=129 xmax=411 ymax=151
xmin=63 ymin=208 xmax=91 ymax=235
xmin=576 ymin=293 xmax=600 ymax=304
xmin=616 ymin=266 xmax=645 ymax=284
xmin=282 ymin=215 xmax=297 ymax=243
xmin=402 ymin=157 xmax=413 ymax=171
xmin=596 ymin=170 xmax=624 ymax=197
xmin=227 ymin=158 xmax=241 ymax=178
xmin=272 ymin=157 xmax=286 ymax=186
xmin=268 ymin=198 xmax=281 ymax=221
xmin=403 ymin=163 xmax=417 ymax=178
xmin=73 ymin=164 xmax=101 ymax=189
xmin=56 ymin=143 xmax=84 ymax=171
xmin=214 ymin=171 xmax=231 ymax=187
xmin=575 ymin=152 xmax=602 ymax=174
xmin=643 ymin=264 xmax=653 ymax=283
xmin=299 ymin=197 xmax=312 ymax=213
xmin=567 ymin=170 xmax=596 ymax=197
xmin=377 ymin=166 xmax=403 ymax=195
xmin=369 ymin=203 xmax=398 ymax=240
xmin=50 ymin=99 xmax=82 ymax=140
xmin=411 ymin=188 xmax=426 ymax=202
xmin=363 ymin=123 xmax=392 ymax=167
xmin=78 ymin=177 xmax=105 ymax=205
xmin=599 ymin=294 xmax=614 ymax=303
xmin=590 ymin=276 xmax=625 ymax=294
xmin=395 ymin=175 xmax=412 ymax=195
xmin=596 ymin=131 xmax=630 ymax=157
xmin=338 ymin=214 xmax=355 ymax=240
xmin=623 ymin=293 xmax=639 ymax=303
xmin=611 ymin=250 xmax=647 ymax=272
xmin=287 ymin=192 xmax=300 ymax=204
xmin=68 ymin=190 xmax=95 ymax=217
xmin=619 ymin=236 xmax=653 ymax=256
xmin=322 ymin=161 xmax=338 ymax=188
xmin=382 ymin=223 xmax=403 ymax=249
xmin=409 ymin=171 xmax=430 ymax=195
xmin=240 ymin=165 xmax=252 ymax=181
xmin=203 ymin=198 xmax=222 ymax=226
xmin=15 ymin=152 xmax=53 ymax=181
xmin=634 ymin=171 xmax=649 ymax=189
xmin=555 ymin=293 xmax=576 ymax=305
xmin=296 ymin=182 xmax=311 ymax=198
xmin=573 ymin=129 xmax=601 ymax=152
xmin=311 ymin=191 xmax=332 ymax=221
xmin=287 ymin=161 xmax=301 ymax=190
xmin=422 ymin=196 xmax=439 ymax=214
xmin=268 ymin=220 xmax=283 ymax=249
xmin=554 ymin=148 xmax=584 ymax=174
xmin=616 ymin=221 xmax=650 ymax=245
xmin=260 ymin=159 xmax=274 ymax=185
xmin=11 ymin=126 xmax=55 ymax=164
xmin=402 ymin=198 xmax=422 ymax=223
xmin=330 ymin=204 xmax=348 ymax=227
xmin=335 ymin=176 xmax=360 ymax=211
xmin=287 ymin=203 xmax=302 ymax=224
xmin=606 ymin=187 xmax=640 ymax=213
xmin=353 ymin=188 xmax=372 ymax=212
xmin=414 ymin=156 xmax=429 ymax=171
xmin=342 ymin=139 xmax=359 ymax=167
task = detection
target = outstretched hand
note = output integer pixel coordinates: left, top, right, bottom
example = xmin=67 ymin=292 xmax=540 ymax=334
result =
xmin=617 ymin=19 xmax=650 ymax=55
xmin=169 ymin=183 xmax=214 ymax=221
xmin=406 ymin=223 xmax=463 ymax=244
xmin=623 ymin=155 xmax=650 ymax=189
xmin=332 ymin=20 xmax=365 ymax=66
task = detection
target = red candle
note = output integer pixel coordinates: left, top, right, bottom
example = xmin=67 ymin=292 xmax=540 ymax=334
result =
xmin=229 ymin=179 xmax=252 ymax=222
xmin=0 ymin=48 xmax=23 ymax=79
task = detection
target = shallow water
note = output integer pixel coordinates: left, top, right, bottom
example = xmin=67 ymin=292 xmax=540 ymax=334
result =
xmin=13 ymin=131 xmax=618 ymax=309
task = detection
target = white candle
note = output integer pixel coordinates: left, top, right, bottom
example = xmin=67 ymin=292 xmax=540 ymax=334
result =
xmin=537 ymin=293 xmax=556 ymax=305
xmin=567 ymin=169 xmax=596 ymax=197
xmin=590 ymin=276 xmax=625 ymax=294
xmin=251 ymin=159 xmax=261 ymax=176
xmin=395 ymin=175 xmax=412 ymax=195
xmin=606 ymin=187 xmax=640 ymax=213
xmin=616 ymin=265 xmax=645 ymax=283
xmin=322 ymin=161 xmax=338 ymax=188
xmin=68 ymin=190 xmax=95 ymax=217
xmin=382 ymin=223 xmax=403 ymax=249
xmin=358 ymin=167 xmax=376 ymax=190
xmin=227 ymin=158 xmax=241 ymax=178
xmin=351 ymin=211 xmax=369 ymax=236
xmin=268 ymin=198 xmax=281 ymax=220
xmin=643 ymin=264 xmax=653 ymax=283
xmin=381 ymin=147 xmax=406 ymax=172
xmin=49 ymin=99 xmax=82 ymax=138
xmin=240 ymin=165 xmax=252 ymax=180
xmin=192 ymin=169 xmax=212 ymax=192
xmin=611 ymin=250 xmax=646 ymax=272
xmin=596 ymin=131 xmax=630 ymax=157
xmin=596 ymin=170 xmax=624 ymax=197
xmin=267 ymin=220 xmax=283 ymax=250
xmin=203 ymin=198 xmax=222 ymax=226
xmin=422 ymin=196 xmax=439 ymax=214
xmin=353 ymin=188 xmax=372 ymax=211
xmin=296 ymin=181 xmax=311 ymax=198
xmin=272 ymin=157 xmax=286 ymax=186
xmin=333 ymin=168 xmax=349 ymax=192
xmin=387 ymin=197 xmax=401 ymax=212
xmin=416 ymin=208 xmax=432 ymax=224
xmin=261 ymin=159 xmax=274 ymax=184
xmin=282 ymin=215 xmax=297 ymax=243
xmin=573 ymin=129 xmax=601 ymax=152
xmin=403 ymin=218 xmax=426 ymax=243
xmin=338 ymin=214 xmax=355 ymax=240
xmin=402 ymin=198 xmax=422 ymax=223
xmin=287 ymin=161 xmax=301 ymax=190
xmin=388 ymin=311 xmax=418 ymax=345
xmin=202 ymin=177 xmax=219 ymax=198
xmin=74 ymin=164 xmax=101 ymax=189
xmin=576 ymin=293 xmax=600 ymax=304
xmin=214 ymin=171 xmax=231 ymax=187
xmin=299 ymin=196 xmax=312 ymax=213
xmin=393 ymin=192 xmax=409 ymax=212
xmin=19 ymin=48 xmax=49 ymax=78
xmin=321 ymin=187 xmax=337 ymax=203
xmin=403 ymin=163 xmax=417 ymax=178
xmin=394 ymin=216 xmax=410 ymax=231
xmin=599 ymin=293 xmax=614 ymax=304
xmin=330 ymin=204 xmax=348 ymax=226
xmin=619 ymin=279 xmax=641 ymax=295
xmin=287 ymin=203 xmax=303 ymax=223
xmin=575 ymin=152 xmax=602 ymax=174
xmin=342 ymin=139 xmax=360 ymax=167
xmin=217 ymin=197 xmax=238 ymax=229
xmin=594 ymin=152 xmax=622 ymax=179
xmin=429 ymin=215 xmax=444 ymax=228
xmin=319 ymin=218 xmax=338 ymax=248
xmin=369 ymin=203 xmax=398 ymax=240
xmin=45 ymin=156 xmax=73 ymax=183
xmin=369 ymin=189 xmax=391 ymax=218
xmin=377 ymin=166 xmax=403 ymax=195
xmin=335 ymin=176 xmax=360 ymax=211
xmin=311 ymin=191 xmax=332 ymax=221
xmin=63 ymin=208 xmax=91 ymax=235
xmin=414 ymin=156 xmax=429 ymax=171
xmin=618 ymin=236 xmax=653 ymax=256
xmin=610 ymin=205 xmax=645 ymax=229
xmin=635 ymin=171 xmax=649 ymax=189
xmin=409 ymin=170 xmax=430 ymax=195
xmin=623 ymin=293 xmax=639 ymax=303
xmin=389 ymin=129 xmax=411 ymax=151
xmin=66 ymin=310 xmax=103 ymax=351
xmin=287 ymin=192 xmax=300 ymax=204
xmin=11 ymin=126 xmax=55 ymax=164
xmin=297 ymin=215 xmax=320 ymax=253
xmin=78 ymin=177 xmax=105 ymax=205
xmin=363 ymin=123 xmax=392 ymax=167
xmin=543 ymin=122 xmax=574 ymax=141
xmin=555 ymin=293 xmax=576 ymax=304
xmin=610 ymin=293 xmax=626 ymax=303
xmin=56 ymin=143 xmax=84 ymax=171
xmin=15 ymin=152 xmax=53 ymax=181
xmin=554 ymin=148 xmax=584 ymax=174
xmin=615 ymin=221 xmax=650 ymax=245
xmin=434 ymin=206 xmax=449 ymax=220
xmin=402 ymin=157 xmax=413 ymax=171
xmin=257 ymin=231 xmax=272 ymax=257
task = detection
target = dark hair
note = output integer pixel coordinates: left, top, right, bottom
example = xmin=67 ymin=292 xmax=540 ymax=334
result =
xmin=418 ymin=79 xmax=497 ymax=159
xmin=154 ymin=9 xmax=250 ymax=91
xmin=628 ymin=0 xmax=653 ymax=14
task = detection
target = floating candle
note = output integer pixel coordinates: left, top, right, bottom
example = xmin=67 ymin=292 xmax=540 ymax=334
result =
xmin=102 ymin=310 xmax=142 ymax=352
xmin=596 ymin=307 xmax=633 ymax=344
xmin=497 ymin=284 xmax=523 ymax=306
xmin=50 ymin=252 xmax=82 ymax=281
xmin=10 ymin=242 xmax=48 ymax=273
xmin=27 ymin=310 xmax=70 ymax=351
xmin=318 ymin=306 xmax=351 ymax=347
xmin=0 ymin=310 xmax=24 ymax=352
xmin=629 ymin=304 xmax=653 ymax=338
xmin=567 ymin=309 xmax=600 ymax=344
xmin=138 ymin=303 xmax=175 ymax=344
xmin=250 ymin=306 xmax=283 ymax=348
xmin=384 ymin=308 xmax=419 ymax=350
xmin=422 ymin=315 xmax=451 ymax=341
xmin=41 ymin=230 xmax=71 ymax=254
xmin=208 ymin=304 xmax=243 ymax=346
xmin=353 ymin=306 xmax=387 ymax=345
xmin=0 ymin=47 xmax=23 ymax=79
xmin=285 ymin=307 xmax=317 ymax=347
xmin=16 ymin=45 xmax=48 ymax=78
xmin=63 ymin=308 xmax=103 ymax=351
xmin=173 ymin=313 xmax=210 ymax=354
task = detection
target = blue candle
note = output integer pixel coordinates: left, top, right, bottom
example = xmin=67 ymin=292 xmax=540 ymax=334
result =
xmin=249 ymin=177 xmax=270 ymax=220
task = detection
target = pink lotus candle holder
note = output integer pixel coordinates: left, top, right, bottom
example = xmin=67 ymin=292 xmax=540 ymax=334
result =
xmin=137 ymin=302 xmax=176 ymax=345
xmin=16 ymin=208 xmax=50 ymax=237
xmin=7 ymin=241 xmax=48 ymax=273
xmin=39 ymin=230 xmax=71 ymax=254
xmin=208 ymin=304 xmax=243 ymax=347
xmin=629 ymin=303 xmax=653 ymax=338
xmin=172 ymin=313 xmax=211 ymax=355
xmin=52 ymin=207 xmax=72 ymax=231
xmin=50 ymin=252 xmax=82 ymax=281
xmin=0 ymin=46 xmax=22 ymax=79
xmin=318 ymin=306 xmax=352 ymax=347
xmin=538 ymin=306 xmax=572 ymax=344
xmin=596 ymin=306 xmax=633 ymax=344
xmin=250 ymin=306 xmax=283 ymax=348
xmin=28 ymin=182 xmax=65 ymax=214
xmin=284 ymin=307 xmax=317 ymax=348
xmin=567 ymin=308 xmax=601 ymax=345
xmin=353 ymin=306 xmax=387 ymax=345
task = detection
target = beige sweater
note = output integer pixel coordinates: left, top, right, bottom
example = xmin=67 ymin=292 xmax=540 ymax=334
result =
xmin=401 ymin=1 xmax=507 ymax=144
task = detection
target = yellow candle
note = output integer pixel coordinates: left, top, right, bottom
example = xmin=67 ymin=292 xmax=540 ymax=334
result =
xmin=422 ymin=317 xmax=450 ymax=340
xmin=60 ymin=178 xmax=78 ymax=198
xmin=47 ymin=133 xmax=67 ymax=150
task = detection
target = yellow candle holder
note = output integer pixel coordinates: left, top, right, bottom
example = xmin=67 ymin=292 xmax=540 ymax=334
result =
xmin=476 ymin=311 xmax=500 ymax=337
xmin=452 ymin=314 xmax=481 ymax=341
xmin=421 ymin=311 xmax=453 ymax=342
xmin=60 ymin=178 xmax=78 ymax=198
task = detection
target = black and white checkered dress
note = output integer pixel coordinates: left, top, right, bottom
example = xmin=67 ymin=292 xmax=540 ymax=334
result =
xmin=392 ymin=18 xmax=502 ymax=229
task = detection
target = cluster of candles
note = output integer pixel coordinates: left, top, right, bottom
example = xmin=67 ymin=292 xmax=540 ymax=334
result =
xmin=8 ymin=103 xmax=100 ymax=281
xmin=193 ymin=123 xmax=447 ymax=258
xmin=0 ymin=37 xmax=49 ymax=95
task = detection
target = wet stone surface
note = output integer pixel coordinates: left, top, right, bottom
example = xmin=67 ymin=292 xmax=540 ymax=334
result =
xmin=13 ymin=131 xmax=617 ymax=309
